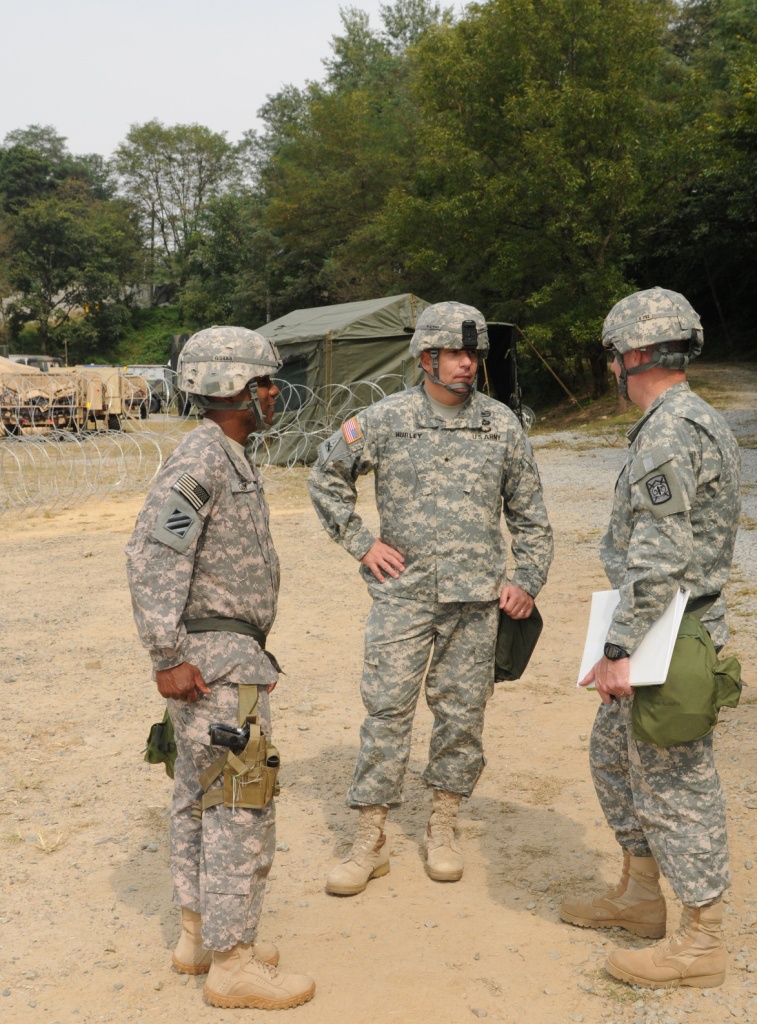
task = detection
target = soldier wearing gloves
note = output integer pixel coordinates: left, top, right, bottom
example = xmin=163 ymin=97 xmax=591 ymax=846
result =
xmin=561 ymin=288 xmax=742 ymax=990
xmin=308 ymin=301 xmax=553 ymax=895
xmin=126 ymin=327 xmax=315 ymax=1010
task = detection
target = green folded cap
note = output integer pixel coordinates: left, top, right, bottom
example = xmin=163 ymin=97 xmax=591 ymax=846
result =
xmin=495 ymin=605 xmax=544 ymax=682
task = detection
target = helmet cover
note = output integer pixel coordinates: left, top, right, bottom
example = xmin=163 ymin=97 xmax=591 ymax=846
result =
xmin=602 ymin=287 xmax=703 ymax=364
xmin=409 ymin=301 xmax=490 ymax=357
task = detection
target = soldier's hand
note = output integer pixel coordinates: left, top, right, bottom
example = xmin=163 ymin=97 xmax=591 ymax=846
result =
xmin=499 ymin=585 xmax=535 ymax=619
xmin=579 ymin=656 xmax=633 ymax=704
xmin=360 ymin=540 xmax=406 ymax=583
xmin=156 ymin=661 xmax=211 ymax=702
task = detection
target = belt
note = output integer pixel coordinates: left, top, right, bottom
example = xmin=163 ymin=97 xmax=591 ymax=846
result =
xmin=183 ymin=616 xmax=281 ymax=673
xmin=184 ymin=616 xmax=267 ymax=647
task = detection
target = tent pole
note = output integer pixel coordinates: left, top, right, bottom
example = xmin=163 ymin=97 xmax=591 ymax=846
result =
xmin=325 ymin=331 xmax=334 ymax=424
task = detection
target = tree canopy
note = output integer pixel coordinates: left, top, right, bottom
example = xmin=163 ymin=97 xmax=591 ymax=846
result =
xmin=3 ymin=0 xmax=757 ymax=387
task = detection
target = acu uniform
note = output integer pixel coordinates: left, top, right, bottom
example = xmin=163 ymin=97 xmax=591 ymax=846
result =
xmin=591 ymin=381 xmax=741 ymax=907
xmin=308 ymin=384 xmax=553 ymax=808
xmin=126 ymin=419 xmax=279 ymax=952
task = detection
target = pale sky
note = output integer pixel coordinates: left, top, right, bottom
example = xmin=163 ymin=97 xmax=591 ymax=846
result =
xmin=1 ymin=0 xmax=435 ymax=159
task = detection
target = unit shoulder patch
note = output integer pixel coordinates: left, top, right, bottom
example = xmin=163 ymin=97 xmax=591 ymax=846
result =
xmin=633 ymin=453 xmax=690 ymax=520
xmin=152 ymin=492 xmax=203 ymax=553
xmin=646 ymin=474 xmax=672 ymax=506
xmin=172 ymin=473 xmax=211 ymax=512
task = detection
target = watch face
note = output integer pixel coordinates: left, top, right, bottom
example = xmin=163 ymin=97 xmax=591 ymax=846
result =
xmin=605 ymin=643 xmax=628 ymax=661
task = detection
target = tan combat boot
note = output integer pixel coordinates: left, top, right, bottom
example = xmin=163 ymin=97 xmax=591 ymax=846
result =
xmin=172 ymin=908 xmax=279 ymax=975
xmin=424 ymin=789 xmax=464 ymax=882
xmin=325 ymin=805 xmax=390 ymax=896
xmin=606 ymin=901 xmax=726 ymax=989
xmin=560 ymin=851 xmax=666 ymax=938
xmin=204 ymin=944 xmax=315 ymax=1009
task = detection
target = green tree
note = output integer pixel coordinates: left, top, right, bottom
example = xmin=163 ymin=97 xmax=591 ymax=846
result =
xmin=114 ymin=120 xmax=240 ymax=286
xmin=181 ymin=191 xmax=283 ymax=328
xmin=252 ymin=1 xmax=448 ymax=308
xmin=636 ymin=0 xmax=757 ymax=355
xmin=381 ymin=0 xmax=688 ymax=395
xmin=6 ymin=181 xmax=143 ymax=356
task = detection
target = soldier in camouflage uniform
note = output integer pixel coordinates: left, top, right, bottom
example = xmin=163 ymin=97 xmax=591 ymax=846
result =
xmin=308 ymin=302 xmax=553 ymax=894
xmin=126 ymin=327 xmax=315 ymax=1010
xmin=560 ymin=288 xmax=741 ymax=990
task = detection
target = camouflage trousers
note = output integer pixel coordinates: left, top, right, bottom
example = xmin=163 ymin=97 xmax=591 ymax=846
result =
xmin=590 ymin=695 xmax=729 ymax=906
xmin=168 ymin=682 xmax=275 ymax=952
xmin=347 ymin=595 xmax=499 ymax=808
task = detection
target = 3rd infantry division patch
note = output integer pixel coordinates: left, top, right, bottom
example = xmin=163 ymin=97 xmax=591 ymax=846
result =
xmin=164 ymin=509 xmax=194 ymax=538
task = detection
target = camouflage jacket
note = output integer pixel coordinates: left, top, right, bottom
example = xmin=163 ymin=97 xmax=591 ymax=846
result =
xmin=601 ymin=382 xmax=741 ymax=651
xmin=125 ymin=420 xmax=280 ymax=681
xmin=307 ymin=386 xmax=553 ymax=603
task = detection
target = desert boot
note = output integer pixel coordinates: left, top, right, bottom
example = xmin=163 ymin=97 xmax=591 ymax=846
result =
xmin=560 ymin=851 xmax=666 ymax=938
xmin=204 ymin=944 xmax=315 ymax=1009
xmin=606 ymin=901 xmax=726 ymax=989
xmin=325 ymin=804 xmax=389 ymax=896
xmin=172 ymin=909 xmax=279 ymax=975
xmin=424 ymin=789 xmax=464 ymax=882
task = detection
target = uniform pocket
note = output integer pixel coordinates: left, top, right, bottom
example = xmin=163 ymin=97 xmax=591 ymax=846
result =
xmin=205 ymin=873 xmax=252 ymax=896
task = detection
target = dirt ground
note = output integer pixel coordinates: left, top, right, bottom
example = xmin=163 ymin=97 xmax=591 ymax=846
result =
xmin=1 ymin=365 xmax=756 ymax=1024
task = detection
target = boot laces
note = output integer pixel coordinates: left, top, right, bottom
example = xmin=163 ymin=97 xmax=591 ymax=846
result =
xmin=247 ymin=953 xmax=279 ymax=980
xmin=348 ymin=820 xmax=382 ymax=862
xmin=430 ymin=807 xmax=458 ymax=845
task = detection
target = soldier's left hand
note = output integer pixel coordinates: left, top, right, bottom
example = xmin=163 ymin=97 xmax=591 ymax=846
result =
xmin=499 ymin=585 xmax=535 ymax=619
xmin=579 ymin=656 xmax=633 ymax=704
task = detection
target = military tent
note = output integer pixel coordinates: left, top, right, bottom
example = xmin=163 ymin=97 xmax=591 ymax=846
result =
xmin=257 ymin=293 xmax=429 ymax=394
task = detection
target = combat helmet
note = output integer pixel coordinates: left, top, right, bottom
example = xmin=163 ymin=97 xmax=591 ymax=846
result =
xmin=177 ymin=326 xmax=282 ymax=428
xmin=602 ymin=287 xmax=703 ymax=400
xmin=409 ymin=301 xmax=489 ymax=397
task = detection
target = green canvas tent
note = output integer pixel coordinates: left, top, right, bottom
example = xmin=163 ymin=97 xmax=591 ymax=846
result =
xmin=254 ymin=294 xmax=430 ymax=465
xmin=257 ymin=293 xmax=429 ymax=394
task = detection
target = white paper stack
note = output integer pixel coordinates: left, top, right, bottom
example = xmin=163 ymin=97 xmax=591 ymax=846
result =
xmin=577 ymin=587 xmax=690 ymax=688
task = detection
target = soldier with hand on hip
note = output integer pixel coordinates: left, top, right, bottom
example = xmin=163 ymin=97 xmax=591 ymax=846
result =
xmin=126 ymin=327 xmax=315 ymax=1011
xmin=308 ymin=301 xmax=553 ymax=896
xmin=561 ymin=288 xmax=742 ymax=991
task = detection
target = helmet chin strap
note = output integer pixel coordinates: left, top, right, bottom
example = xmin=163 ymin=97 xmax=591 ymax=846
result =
xmin=193 ymin=381 xmax=266 ymax=430
xmin=614 ymin=340 xmax=694 ymax=401
xmin=423 ymin=349 xmax=476 ymax=397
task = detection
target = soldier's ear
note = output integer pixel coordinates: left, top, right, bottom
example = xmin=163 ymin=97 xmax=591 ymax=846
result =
xmin=419 ymin=351 xmax=431 ymax=373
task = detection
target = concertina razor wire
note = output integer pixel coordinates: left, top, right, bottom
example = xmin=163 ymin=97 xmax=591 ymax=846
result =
xmin=0 ymin=367 xmax=410 ymax=515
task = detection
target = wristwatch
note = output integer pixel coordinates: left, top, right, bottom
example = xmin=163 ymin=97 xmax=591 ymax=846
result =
xmin=604 ymin=642 xmax=629 ymax=661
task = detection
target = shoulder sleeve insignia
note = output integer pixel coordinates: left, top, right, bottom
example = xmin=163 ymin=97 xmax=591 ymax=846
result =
xmin=172 ymin=473 xmax=210 ymax=512
xmin=646 ymin=474 xmax=672 ymax=506
xmin=341 ymin=417 xmax=363 ymax=445
xmin=631 ymin=447 xmax=690 ymax=519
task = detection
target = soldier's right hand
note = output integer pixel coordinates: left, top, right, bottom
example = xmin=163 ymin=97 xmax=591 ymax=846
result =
xmin=156 ymin=661 xmax=211 ymax=702
xmin=360 ymin=539 xmax=406 ymax=583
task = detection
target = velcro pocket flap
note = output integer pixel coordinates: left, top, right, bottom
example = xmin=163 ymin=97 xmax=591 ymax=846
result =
xmin=629 ymin=445 xmax=675 ymax=485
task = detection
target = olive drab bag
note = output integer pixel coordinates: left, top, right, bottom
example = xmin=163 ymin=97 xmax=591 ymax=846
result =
xmin=144 ymin=707 xmax=177 ymax=778
xmin=632 ymin=612 xmax=743 ymax=747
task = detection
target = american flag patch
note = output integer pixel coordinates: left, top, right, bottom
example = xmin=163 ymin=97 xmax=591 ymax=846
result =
xmin=341 ymin=418 xmax=363 ymax=445
xmin=172 ymin=474 xmax=210 ymax=511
